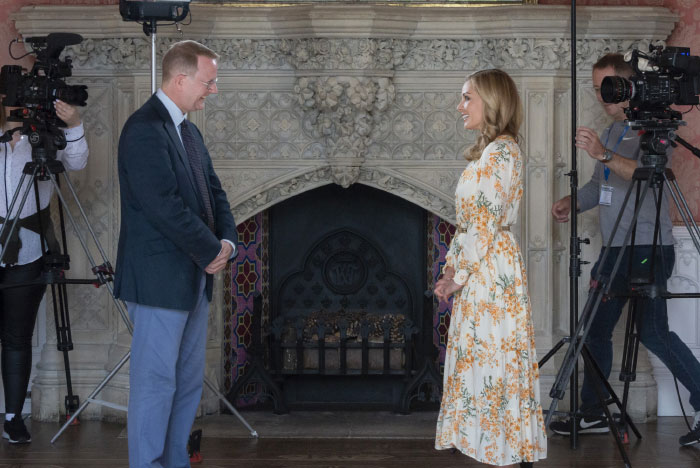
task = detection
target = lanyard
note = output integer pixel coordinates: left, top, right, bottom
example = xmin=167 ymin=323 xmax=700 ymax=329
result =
xmin=603 ymin=124 xmax=629 ymax=181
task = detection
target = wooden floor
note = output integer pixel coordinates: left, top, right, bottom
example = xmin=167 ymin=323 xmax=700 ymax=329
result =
xmin=0 ymin=417 xmax=698 ymax=467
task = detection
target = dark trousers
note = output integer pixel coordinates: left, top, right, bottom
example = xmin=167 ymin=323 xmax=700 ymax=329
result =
xmin=581 ymin=246 xmax=700 ymax=413
xmin=0 ymin=259 xmax=46 ymax=414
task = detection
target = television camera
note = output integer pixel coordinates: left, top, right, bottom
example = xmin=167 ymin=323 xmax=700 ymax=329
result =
xmin=0 ymin=33 xmax=87 ymax=161
xmin=600 ymin=45 xmax=700 ymax=166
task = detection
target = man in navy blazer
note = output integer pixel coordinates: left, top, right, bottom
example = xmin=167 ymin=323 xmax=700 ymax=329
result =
xmin=114 ymin=40 xmax=236 ymax=468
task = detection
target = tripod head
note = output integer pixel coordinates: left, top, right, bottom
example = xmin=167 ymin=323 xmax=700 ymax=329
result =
xmin=0 ymin=118 xmax=67 ymax=162
xmin=634 ymin=123 xmax=674 ymax=173
xmin=0 ymin=123 xmax=67 ymax=184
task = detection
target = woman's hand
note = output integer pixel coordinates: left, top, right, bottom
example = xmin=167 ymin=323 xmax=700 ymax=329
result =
xmin=434 ymin=267 xmax=462 ymax=302
xmin=55 ymin=100 xmax=81 ymax=128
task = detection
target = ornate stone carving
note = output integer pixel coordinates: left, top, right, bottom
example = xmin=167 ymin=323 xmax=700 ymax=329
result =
xmin=330 ymin=164 xmax=361 ymax=188
xmin=231 ymin=167 xmax=333 ymax=221
xmin=294 ymin=76 xmax=396 ymax=160
xmin=392 ymin=168 xmax=462 ymax=198
xmin=284 ymin=38 xmax=407 ymax=70
xmin=359 ymin=168 xmax=454 ymax=222
xmin=65 ymin=38 xmax=656 ymax=72
xmin=216 ymin=168 xmax=292 ymax=203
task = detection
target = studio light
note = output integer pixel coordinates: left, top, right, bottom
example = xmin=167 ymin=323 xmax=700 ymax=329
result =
xmin=119 ymin=0 xmax=190 ymax=23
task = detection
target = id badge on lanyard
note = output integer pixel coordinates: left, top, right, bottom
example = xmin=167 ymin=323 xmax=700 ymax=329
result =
xmin=599 ymin=125 xmax=629 ymax=207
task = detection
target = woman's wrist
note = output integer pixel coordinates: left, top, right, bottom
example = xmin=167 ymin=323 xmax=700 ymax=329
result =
xmin=453 ymin=269 xmax=468 ymax=285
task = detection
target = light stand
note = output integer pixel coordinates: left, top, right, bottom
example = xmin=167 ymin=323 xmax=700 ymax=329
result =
xmin=536 ymin=0 xmax=586 ymax=449
xmin=535 ymin=1 xmax=642 ymax=465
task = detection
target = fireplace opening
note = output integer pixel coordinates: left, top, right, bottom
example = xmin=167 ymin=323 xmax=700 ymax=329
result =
xmin=228 ymin=183 xmax=443 ymax=411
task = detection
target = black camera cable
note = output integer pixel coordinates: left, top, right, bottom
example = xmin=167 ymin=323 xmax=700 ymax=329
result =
xmin=7 ymin=38 xmax=32 ymax=61
xmin=65 ymin=134 xmax=84 ymax=143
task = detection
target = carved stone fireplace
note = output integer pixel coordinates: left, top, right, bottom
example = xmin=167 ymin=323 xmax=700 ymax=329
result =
xmin=11 ymin=4 xmax=679 ymax=421
xmin=234 ymin=184 xmax=430 ymax=408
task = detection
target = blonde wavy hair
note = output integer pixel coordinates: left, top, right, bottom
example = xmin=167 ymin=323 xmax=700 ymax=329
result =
xmin=463 ymin=69 xmax=523 ymax=161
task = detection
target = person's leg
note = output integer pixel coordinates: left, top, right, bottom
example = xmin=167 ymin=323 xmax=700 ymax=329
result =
xmin=162 ymin=277 xmax=209 ymax=468
xmin=579 ymin=247 xmax=629 ymax=414
xmin=127 ymin=300 xmax=191 ymax=468
xmin=638 ymin=247 xmax=700 ymax=412
xmin=0 ymin=260 xmax=45 ymax=443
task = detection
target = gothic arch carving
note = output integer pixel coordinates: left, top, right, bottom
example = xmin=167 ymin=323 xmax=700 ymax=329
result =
xmin=225 ymin=166 xmax=456 ymax=223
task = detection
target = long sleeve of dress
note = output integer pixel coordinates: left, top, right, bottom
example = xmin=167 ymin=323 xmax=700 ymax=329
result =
xmin=447 ymin=138 xmax=520 ymax=285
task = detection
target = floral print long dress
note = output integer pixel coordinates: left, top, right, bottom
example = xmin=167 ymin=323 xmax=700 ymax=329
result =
xmin=435 ymin=135 xmax=547 ymax=465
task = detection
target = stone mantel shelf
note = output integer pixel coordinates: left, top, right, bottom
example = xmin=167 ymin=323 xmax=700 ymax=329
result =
xmin=14 ymin=4 xmax=676 ymax=41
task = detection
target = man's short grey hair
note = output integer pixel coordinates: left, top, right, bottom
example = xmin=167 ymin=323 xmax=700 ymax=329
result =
xmin=162 ymin=40 xmax=219 ymax=83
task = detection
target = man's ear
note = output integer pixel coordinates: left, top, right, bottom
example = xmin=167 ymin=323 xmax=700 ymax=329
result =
xmin=173 ymin=73 xmax=188 ymax=90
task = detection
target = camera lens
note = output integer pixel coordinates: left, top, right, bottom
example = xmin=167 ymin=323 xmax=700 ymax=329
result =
xmin=601 ymin=76 xmax=635 ymax=103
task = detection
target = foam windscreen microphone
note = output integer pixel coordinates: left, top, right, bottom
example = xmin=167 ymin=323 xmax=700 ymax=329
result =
xmin=25 ymin=33 xmax=83 ymax=60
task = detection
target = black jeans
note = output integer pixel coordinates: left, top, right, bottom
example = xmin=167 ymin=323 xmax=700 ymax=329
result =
xmin=0 ymin=258 xmax=46 ymax=414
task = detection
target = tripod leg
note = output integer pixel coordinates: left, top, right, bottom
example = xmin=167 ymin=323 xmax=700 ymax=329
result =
xmin=618 ymin=298 xmax=641 ymax=443
xmin=50 ymin=173 xmax=133 ymax=334
xmin=41 ymin=175 xmax=83 ymax=418
xmin=0 ymin=170 xmax=40 ymax=266
xmin=203 ymin=377 xmax=258 ymax=438
xmin=51 ymin=350 xmax=131 ymax=444
xmin=545 ymin=283 xmax=607 ymax=428
xmin=50 ymin=282 xmax=80 ymax=416
xmin=538 ymin=337 xmax=568 ymax=368
xmin=666 ymin=178 xmax=700 ymax=253
xmin=582 ymin=344 xmax=642 ymax=439
xmin=583 ymin=351 xmax=633 ymax=468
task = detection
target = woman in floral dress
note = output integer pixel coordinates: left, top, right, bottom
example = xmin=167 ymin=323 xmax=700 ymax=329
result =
xmin=434 ymin=69 xmax=547 ymax=467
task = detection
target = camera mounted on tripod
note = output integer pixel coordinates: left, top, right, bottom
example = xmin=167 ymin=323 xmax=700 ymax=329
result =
xmin=600 ymin=45 xmax=700 ymax=169
xmin=0 ymin=33 xmax=88 ymax=165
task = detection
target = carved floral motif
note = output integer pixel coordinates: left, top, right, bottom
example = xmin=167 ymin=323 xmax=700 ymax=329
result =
xmin=294 ymin=76 xmax=396 ymax=160
xmin=65 ymin=38 xmax=653 ymax=72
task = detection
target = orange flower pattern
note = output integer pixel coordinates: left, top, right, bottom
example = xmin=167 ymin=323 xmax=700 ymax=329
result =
xmin=435 ymin=136 xmax=547 ymax=465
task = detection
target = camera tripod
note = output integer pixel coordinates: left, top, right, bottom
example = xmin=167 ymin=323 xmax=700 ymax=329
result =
xmin=543 ymin=126 xmax=700 ymax=468
xmin=0 ymin=126 xmax=100 ymax=419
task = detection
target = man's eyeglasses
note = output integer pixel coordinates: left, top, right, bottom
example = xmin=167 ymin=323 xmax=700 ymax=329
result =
xmin=190 ymin=76 xmax=218 ymax=91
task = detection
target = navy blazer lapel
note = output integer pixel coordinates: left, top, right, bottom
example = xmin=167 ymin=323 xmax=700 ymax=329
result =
xmin=148 ymin=96 xmax=201 ymax=204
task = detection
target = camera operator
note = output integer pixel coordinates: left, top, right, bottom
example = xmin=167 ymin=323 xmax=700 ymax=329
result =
xmin=0 ymin=98 xmax=87 ymax=444
xmin=550 ymin=53 xmax=700 ymax=446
